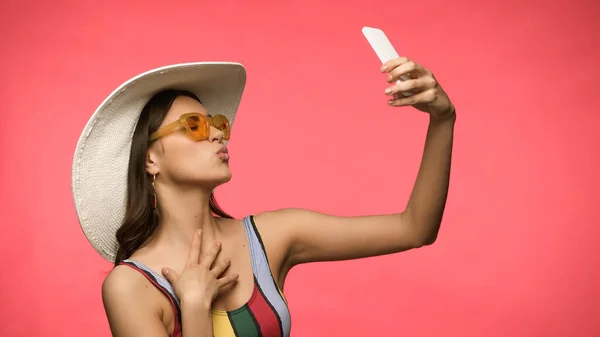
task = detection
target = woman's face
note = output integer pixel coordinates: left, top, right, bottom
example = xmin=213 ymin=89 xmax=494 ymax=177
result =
xmin=146 ymin=95 xmax=232 ymax=189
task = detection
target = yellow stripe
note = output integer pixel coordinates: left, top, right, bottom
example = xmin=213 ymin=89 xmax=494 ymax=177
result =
xmin=212 ymin=313 xmax=236 ymax=337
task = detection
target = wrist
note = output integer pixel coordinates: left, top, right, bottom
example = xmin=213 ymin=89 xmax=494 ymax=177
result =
xmin=429 ymin=108 xmax=456 ymax=125
xmin=180 ymin=297 xmax=213 ymax=337
xmin=181 ymin=296 xmax=211 ymax=313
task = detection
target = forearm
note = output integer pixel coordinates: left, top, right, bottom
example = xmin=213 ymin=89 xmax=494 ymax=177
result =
xmin=181 ymin=300 xmax=213 ymax=337
xmin=405 ymin=113 xmax=455 ymax=243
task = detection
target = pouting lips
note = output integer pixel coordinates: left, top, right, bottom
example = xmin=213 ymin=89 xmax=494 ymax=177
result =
xmin=216 ymin=146 xmax=229 ymax=161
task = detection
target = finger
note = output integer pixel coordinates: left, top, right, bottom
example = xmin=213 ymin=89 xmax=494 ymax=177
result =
xmin=217 ymin=273 xmax=240 ymax=288
xmin=161 ymin=268 xmax=179 ymax=284
xmin=388 ymin=88 xmax=438 ymax=107
xmin=201 ymin=242 xmax=222 ymax=268
xmin=380 ymin=56 xmax=410 ymax=73
xmin=385 ymin=76 xmax=437 ymax=96
xmin=386 ymin=60 xmax=421 ymax=83
xmin=187 ymin=230 xmax=203 ymax=266
xmin=211 ymin=259 xmax=231 ymax=277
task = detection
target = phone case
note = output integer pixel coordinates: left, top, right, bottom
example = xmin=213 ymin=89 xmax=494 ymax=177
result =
xmin=362 ymin=26 xmax=400 ymax=64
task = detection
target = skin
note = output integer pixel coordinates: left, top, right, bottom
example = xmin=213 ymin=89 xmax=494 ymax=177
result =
xmin=101 ymin=56 xmax=456 ymax=337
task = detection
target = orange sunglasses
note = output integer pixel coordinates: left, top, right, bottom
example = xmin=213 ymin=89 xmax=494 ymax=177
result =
xmin=149 ymin=113 xmax=231 ymax=142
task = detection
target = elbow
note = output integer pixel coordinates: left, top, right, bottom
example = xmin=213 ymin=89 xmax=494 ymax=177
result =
xmin=412 ymin=226 xmax=440 ymax=247
xmin=421 ymin=233 xmax=438 ymax=246
xmin=403 ymin=211 xmax=441 ymax=248
xmin=411 ymin=233 xmax=437 ymax=248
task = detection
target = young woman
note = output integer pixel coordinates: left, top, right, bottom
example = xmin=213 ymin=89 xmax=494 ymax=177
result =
xmin=72 ymin=57 xmax=455 ymax=337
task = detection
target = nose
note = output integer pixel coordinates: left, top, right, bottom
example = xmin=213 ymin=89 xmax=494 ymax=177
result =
xmin=209 ymin=125 xmax=225 ymax=143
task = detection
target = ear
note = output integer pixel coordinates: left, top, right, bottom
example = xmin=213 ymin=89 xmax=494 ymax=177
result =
xmin=145 ymin=146 xmax=160 ymax=176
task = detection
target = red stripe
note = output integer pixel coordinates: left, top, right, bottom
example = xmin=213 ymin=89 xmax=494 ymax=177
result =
xmin=119 ymin=263 xmax=181 ymax=337
xmin=248 ymin=283 xmax=282 ymax=337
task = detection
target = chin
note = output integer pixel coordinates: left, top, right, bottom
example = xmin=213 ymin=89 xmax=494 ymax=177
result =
xmin=221 ymin=171 xmax=232 ymax=183
xmin=212 ymin=168 xmax=233 ymax=186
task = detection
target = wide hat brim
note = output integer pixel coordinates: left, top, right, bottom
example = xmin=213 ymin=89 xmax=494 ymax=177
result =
xmin=71 ymin=62 xmax=246 ymax=262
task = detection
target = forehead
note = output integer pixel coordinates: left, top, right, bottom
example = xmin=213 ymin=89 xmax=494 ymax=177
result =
xmin=163 ymin=95 xmax=209 ymax=123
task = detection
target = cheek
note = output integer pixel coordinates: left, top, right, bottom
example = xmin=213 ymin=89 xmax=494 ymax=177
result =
xmin=161 ymin=142 xmax=217 ymax=177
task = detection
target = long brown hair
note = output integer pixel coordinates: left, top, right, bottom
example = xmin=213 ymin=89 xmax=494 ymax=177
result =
xmin=114 ymin=89 xmax=233 ymax=266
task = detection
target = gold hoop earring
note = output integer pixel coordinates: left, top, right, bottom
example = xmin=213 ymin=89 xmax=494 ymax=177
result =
xmin=152 ymin=174 xmax=157 ymax=209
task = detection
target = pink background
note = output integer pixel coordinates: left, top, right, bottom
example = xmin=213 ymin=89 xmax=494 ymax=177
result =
xmin=1 ymin=0 xmax=599 ymax=336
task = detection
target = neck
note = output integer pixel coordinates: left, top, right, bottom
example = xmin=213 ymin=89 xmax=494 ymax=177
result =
xmin=151 ymin=183 xmax=220 ymax=261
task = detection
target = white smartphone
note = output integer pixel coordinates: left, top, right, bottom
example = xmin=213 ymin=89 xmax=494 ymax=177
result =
xmin=362 ymin=26 xmax=412 ymax=96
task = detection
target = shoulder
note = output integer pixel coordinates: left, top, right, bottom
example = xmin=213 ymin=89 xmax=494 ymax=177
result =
xmin=250 ymin=208 xmax=317 ymax=248
xmin=102 ymin=265 xmax=170 ymax=336
xmin=102 ymin=264 xmax=147 ymax=298
xmin=248 ymin=208 xmax=300 ymax=238
xmin=246 ymin=210 xmax=312 ymax=282
xmin=252 ymin=208 xmax=313 ymax=226
xmin=102 ymin=264 xmax=164 ymax=314
xmin=252 ymin=208 xmax=329 ymax=238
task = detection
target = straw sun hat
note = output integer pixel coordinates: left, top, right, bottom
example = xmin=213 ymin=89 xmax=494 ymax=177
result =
xmin=71 ymin=62 xmax=247 ymax=262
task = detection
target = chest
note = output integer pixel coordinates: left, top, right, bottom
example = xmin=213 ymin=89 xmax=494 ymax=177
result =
xmin=154 ymin=217 xmax=291 ymax=337
xmin=208 ymin=224 xmax=291 ymax=337
xmin=210 ymin=238 xmax=255 ymax=312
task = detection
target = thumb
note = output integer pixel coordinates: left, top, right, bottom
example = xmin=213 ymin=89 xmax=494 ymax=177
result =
xmin=161 ymin=267 xmax=178 ymax=284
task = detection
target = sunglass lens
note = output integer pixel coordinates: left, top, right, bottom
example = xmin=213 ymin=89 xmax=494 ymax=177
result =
xmin=185 ymin=115 xmax=209 ymax=139
xmin=212 ymin=115 xmax=231 ymax=139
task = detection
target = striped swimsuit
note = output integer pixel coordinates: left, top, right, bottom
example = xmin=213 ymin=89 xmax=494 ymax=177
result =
xmin=120 ymin=215 xmax=292 ymax=337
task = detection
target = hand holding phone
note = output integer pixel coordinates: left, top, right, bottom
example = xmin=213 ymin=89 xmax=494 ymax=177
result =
xmin=362 ymin=26 xmax=412 ymax=96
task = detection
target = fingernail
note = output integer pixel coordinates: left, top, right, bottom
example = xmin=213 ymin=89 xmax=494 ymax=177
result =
xmin=380 ymin=65 xmax=387 ymax=72
xmin=385 ymin=88 xmax=392 ymax=95
xmin=388 ymin=100 xmax=394 ymax=105
xmin=387 ymin=75 xmax=393 ymax=82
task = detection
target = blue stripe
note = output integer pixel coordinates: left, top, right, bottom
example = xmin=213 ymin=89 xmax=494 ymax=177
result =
xmin=122 ymin=259 xmax=180 ymax=307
